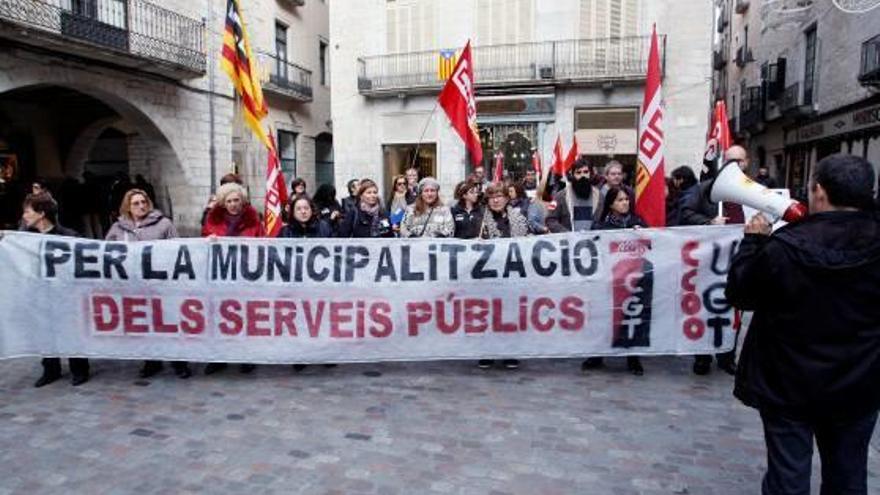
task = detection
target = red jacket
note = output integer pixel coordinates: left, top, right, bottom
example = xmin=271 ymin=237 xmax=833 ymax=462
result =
xmin=201 ymin=204 xmax=264 ymax=238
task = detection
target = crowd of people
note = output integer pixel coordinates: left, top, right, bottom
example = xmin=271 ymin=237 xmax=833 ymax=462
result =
xmin=8 ymin=147 xmax=876 ymax=383
xmin=9 ymin=145 xmax=775 ymax=386
xmin=8 ymin=148 xmax=880 ymax=494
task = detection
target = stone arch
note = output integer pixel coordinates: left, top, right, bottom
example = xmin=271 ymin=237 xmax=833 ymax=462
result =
xmin=0 ymin=83 xmax=192 ymax=231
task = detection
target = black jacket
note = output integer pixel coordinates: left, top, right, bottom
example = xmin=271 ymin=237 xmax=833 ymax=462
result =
xmin=726 ymin=211 xmax=880 ymax=418
xmin=451 ymin=204 xmax=483 ymax=239
xmin=278 ymin=219 xmax=333 ymax=238
xmin=591 ymin=213 xmax=646 ymax=230
xmin=679 ymin=182 xmax=715 ymax=226
xmin=337 ymin=206 xmax=393 ymax=238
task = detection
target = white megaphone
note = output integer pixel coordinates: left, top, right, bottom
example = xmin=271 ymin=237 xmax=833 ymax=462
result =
xmin=709 ymin=161 xmax=808 ymax=223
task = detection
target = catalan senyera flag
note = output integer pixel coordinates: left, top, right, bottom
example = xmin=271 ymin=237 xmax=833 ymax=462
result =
xmin=634 ymin=25 xmax=666 ymax=227
xmin=437 ymin=49 xmax=459 ymax=81
xmin=221 ymin=0 xmax=270 ymax=148
xmin=264 ymin=132 xmax=288 ymax=237
xmin=438 ymin=40 xmax=483 ymax=166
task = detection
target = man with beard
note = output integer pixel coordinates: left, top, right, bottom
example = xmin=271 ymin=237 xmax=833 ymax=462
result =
xmin=545 ymin=157 xmax=600 ymax=233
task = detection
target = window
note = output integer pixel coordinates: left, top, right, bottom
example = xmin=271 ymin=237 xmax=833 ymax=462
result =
xmin=278 ymin=130 xmax=297 ymax=177
xmin=803 ymin=25 xmax=817 ymax=105
xmin=275 ymin=22 xmax=288 ymax=81
xmin=743 ymin=24 xmax=749 ymax=56
xmin=319 ymin=39 xmax=329 ymax=86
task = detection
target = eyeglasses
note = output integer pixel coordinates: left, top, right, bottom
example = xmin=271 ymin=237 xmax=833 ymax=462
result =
xmin=131 ymin=200 xmax=148 ymax=206
xmin=396 ymin=182 xmax=406 ymax=186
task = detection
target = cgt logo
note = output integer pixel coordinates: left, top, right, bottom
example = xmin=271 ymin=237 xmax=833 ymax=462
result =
xmin=609 ymin=239 xmax=653 ymax=348
xmin=680 ymin=240 xmax=739 ymax=348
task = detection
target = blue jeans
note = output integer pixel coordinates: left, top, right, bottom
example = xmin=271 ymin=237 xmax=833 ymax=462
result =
xmin=760 ymin=408 xmax=878 ymax=495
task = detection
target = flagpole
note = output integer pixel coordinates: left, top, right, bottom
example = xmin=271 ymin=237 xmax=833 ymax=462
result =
xmin=408 ymin=99 xmax=440 ymax=173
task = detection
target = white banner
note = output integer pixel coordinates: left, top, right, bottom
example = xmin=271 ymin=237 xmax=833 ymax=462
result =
xmin=0 ymin=227 xmax=742 ymax=363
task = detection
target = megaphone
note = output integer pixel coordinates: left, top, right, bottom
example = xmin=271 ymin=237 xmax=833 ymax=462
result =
xmin=709 ymin=161 xmax=808 ymax=223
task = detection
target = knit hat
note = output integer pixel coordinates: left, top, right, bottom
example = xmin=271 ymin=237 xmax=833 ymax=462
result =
xmin=418 ymin=177 xmax=440 ymax=192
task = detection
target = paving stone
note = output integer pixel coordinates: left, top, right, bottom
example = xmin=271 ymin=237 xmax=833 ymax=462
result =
xmin=0 ymin=357 xmax=877 ymax=494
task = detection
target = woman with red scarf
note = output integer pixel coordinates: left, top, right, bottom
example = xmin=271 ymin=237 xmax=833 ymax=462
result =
xmin=201 ymin=182 xmax=263 ymax=374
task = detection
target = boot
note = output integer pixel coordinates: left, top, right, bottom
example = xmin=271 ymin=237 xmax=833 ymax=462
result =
xmin=139 ymin=361 xmax=163 ymax=379
xmin=627 ymin=356 xmax=644 ymax=376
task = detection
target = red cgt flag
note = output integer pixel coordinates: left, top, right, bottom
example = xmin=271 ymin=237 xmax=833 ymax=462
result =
xmin=531 ymin=149 xmax=542 ymax=178
xmin=550 ymin=134 xmax=565 ymax=176
xmin=704 ymin=100 xmax=732 ymax=164
xmin=634 ymin=25 xmax=666 ymax=227
xmin=264 ymin=132 xmax=288 ymax=237
xmin=563 ymin=135 xmax=580 ymax=174
xmin=493 ymin=150 xmax=504 ymax=182
xmin=438 ymin=40 xmax=482 ymax=166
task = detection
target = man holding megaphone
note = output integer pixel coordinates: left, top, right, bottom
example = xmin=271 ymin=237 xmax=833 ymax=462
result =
xmin=726 ymin=154 xmax=880 ymax=495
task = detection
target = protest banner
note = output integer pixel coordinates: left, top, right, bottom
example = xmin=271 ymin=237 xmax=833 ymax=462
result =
xmin=0 ymin=226 xmax=742 ymax=363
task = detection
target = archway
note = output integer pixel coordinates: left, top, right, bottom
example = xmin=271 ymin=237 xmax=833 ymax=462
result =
xmin=0 ymin=84 xmax=186 ymax=234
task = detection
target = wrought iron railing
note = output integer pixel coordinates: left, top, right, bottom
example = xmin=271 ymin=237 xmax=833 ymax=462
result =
xmin=0 ymin=0 xmax=206 ymax=74
xmin=258 ymin=52 xmax=313 ymax=101
xmin=357 ymin=35 xmax=665 ymax=93
xmin=780 ymin=82 xmax=800 ymax=113
xmin=739 ymin=85 xmax=764 ymax=130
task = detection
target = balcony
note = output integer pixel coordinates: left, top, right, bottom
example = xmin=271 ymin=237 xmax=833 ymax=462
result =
xmin=258 ymin=52 xmax=313 ymax=102
xmin=739 ymin=85 xmax=764 ymax=133
xmin=734 ymin=46 xmax=754 ymax=68
xmin=779 ymin=82 xmax=815 ymax=120
xmin=859 ymin=34 xmax=880 ymax=88
xmin=0 ymin=0 xmax=206 ymax=79
xmin=713 ymin=48 xmax=727 ymax=70
xmin=357 ymin=35 xmax=666 ymax=97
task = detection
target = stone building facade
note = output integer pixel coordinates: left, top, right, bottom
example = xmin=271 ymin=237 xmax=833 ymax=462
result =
xmin=330 ymin=0 xmax=714 ymax=199
xmin=713 ymin=0 xmax=880 ymax=199
xmin=0 ymin=0 xmax=331 ymax=235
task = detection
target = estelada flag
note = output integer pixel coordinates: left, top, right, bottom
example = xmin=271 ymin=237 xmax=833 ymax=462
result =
xmin=702 ymin=100 xmax=732 ymax=180
xmin=634 ymin=25 xmax=666 ymax=227
xmin=264 ymin=132 xmax=288 ymax=237
xmin=493 ymin=150 xmax=504 ymax=182
xmin=438 ymin=40 xmax=483 ymax=166
xmin=221 ymin=0 xmax=270 ymax=148
xmin=563 ymin=135 xmax=580 ymax=174
xmin=437 ymin=49 xmax=459 ymax=81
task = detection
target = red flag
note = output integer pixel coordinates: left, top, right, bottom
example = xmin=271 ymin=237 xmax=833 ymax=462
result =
xmin=550 ymin=134 xmax=565 ymax=176
xmin=438 ymin=40 xmax=482 ymax=165
xmin=703 ymin=100 xmax=732 ymax=164
xmin=264 ymin=133 xmax=288 ymax=237
xmin=531 ymin=149 xmax=542 ymax=178
xmin=493 ymin=150 xmax=504 ymax=182
xmin=563 ymin=136 xmax=580 ymax=173
xmin=634 ymin=25 xmax=666 ymax=227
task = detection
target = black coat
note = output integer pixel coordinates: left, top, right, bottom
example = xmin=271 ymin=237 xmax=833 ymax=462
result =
xmin=337 ymin=206 xmax=393 ymax=238
xmin=726 ymin=211 xmax=880 ymax=419
xmin=451 ymin=204 xmax=483 ymax=239
xmin=679 ymin=182 xmax=715 ymax=226
xmin=278 ymin=219 xmax=333 ymax=238
xmin=591 ymin=213 xmax=646 ymax=230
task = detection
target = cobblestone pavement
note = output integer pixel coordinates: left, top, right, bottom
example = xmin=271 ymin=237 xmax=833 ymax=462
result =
xmin=0 ymin=356 xmax=877 ymax=495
